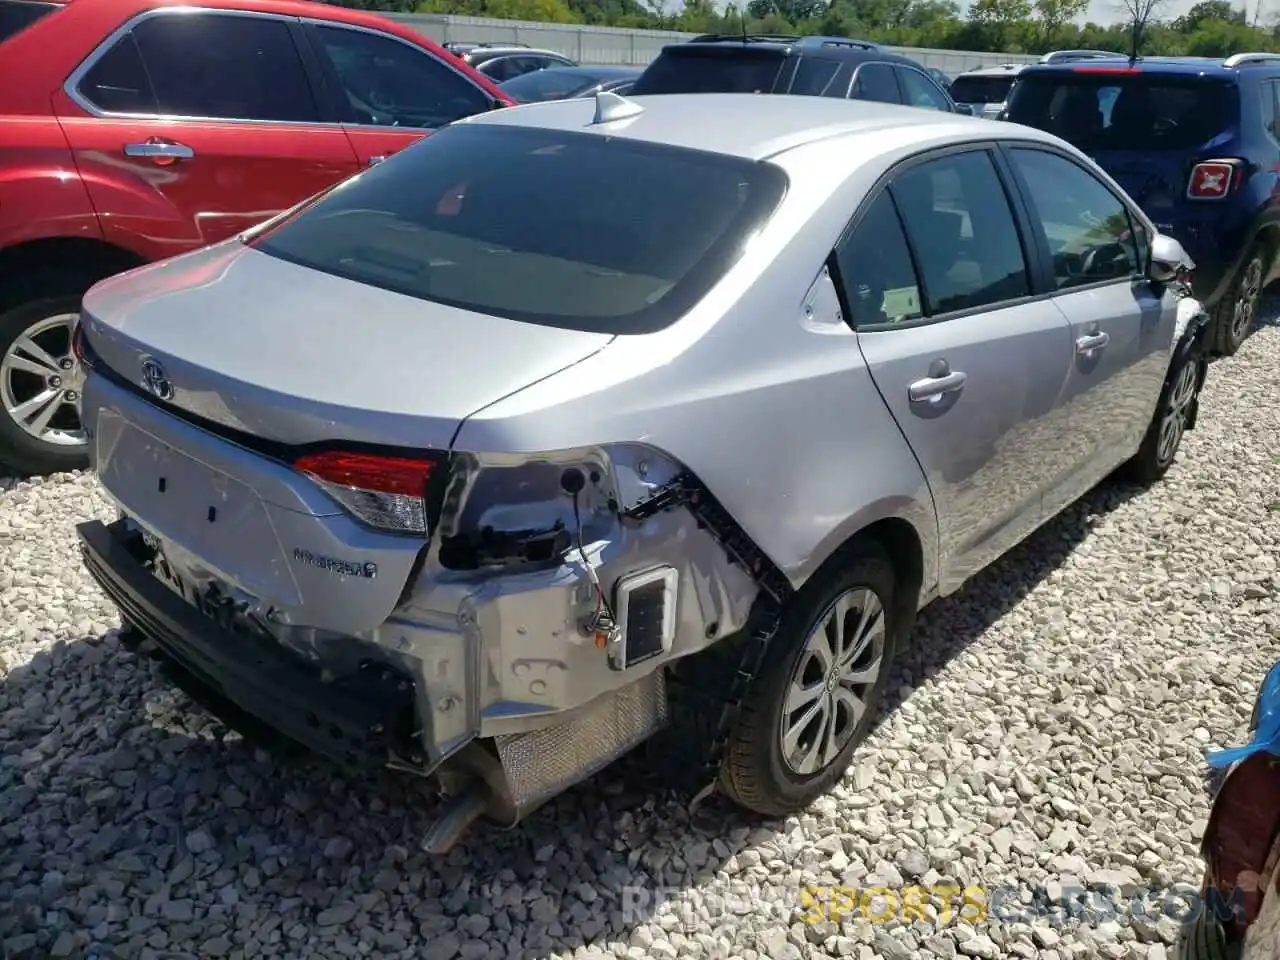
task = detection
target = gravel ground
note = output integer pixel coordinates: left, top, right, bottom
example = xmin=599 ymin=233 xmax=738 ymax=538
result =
xmin=3 ymin=311 xmax=1280 ymax=960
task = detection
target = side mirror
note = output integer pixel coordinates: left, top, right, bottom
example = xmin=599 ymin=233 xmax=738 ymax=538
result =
xmin=1148 ymin=233 xmax=1195 ymax=283
xmin=953 ymin=103 xmax=975 ymax=116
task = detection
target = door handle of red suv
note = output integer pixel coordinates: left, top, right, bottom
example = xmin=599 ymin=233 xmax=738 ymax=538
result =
xmin=124 ymin=140 xmax=195 ymax=163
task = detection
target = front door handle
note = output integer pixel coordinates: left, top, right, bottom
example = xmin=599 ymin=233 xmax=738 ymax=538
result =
xmin=124 ymin=140 xmax=195 ymax=161
xmin=1076 ymin=331 xmax=1110 ymax=355
xmin=908 ymin=369 xmax=968 ymax=403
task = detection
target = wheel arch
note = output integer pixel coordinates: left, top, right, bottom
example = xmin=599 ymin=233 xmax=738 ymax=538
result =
xmin=0 ymin=236 xmax=147 ymax=314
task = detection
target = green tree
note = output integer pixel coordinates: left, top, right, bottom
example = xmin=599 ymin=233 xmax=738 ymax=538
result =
xmin=1033 ymin=0 xmax=1089 ymax=44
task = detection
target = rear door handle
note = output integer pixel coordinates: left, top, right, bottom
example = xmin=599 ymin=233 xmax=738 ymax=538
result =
xmin=367 ymin=155 xmax=387 ymax=167
xmin=1076 ymin=331 xmax=1110 ymax=355
xmin=908 ymin=370 xmax=968 ymax=402
xmin=124 ymin=140 xmax=194 ymax=161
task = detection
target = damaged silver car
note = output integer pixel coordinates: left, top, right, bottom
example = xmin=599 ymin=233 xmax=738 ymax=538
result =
xmin=73 ymin=91 xmax=1209 ymax=851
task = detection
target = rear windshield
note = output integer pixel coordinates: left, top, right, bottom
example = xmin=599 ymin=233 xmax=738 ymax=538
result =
xmin=948 ymin=74 xmax=1016 ymax=104
xmin=631 ymin=47 xmax=785 ymax=95
xmin=0 ymin=0 xmax=56 ymax=43
xmin=1005 ymin=73 xmax=1238 ymax=151
xmin=500 ymin=68 xmax=606 ymax=102
xmin=253 ymin=123 xmax=788 ymax=335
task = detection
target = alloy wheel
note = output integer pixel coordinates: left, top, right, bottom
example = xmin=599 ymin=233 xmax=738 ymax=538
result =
xmin=0 ymin=313 xmax=86 ymax=448
xmin=1232 ymin=257 xmax=1264 ymax=343
xmin=1156 ymin=360 xmax=1199 ymax=466
xmin=779 ymin=586 xmax=886 ymax=776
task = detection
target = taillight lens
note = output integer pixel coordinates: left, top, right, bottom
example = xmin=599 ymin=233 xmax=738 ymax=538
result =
xmin=294 ymin=450 xmax=442 ymax=535
xmin=71 ymin=318 xmax=92 ymax=367
xmin=1187 ymin=160 xmax=1239 ymax=201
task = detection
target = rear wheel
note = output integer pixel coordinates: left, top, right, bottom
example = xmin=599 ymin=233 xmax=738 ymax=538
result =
xmin=0 ymin=290 xmax=90 ymax=475
xmin=719 ymin=542 xmax=899 ymax=817
xmin=1211 ymin=246 xmax=1265 ymax=357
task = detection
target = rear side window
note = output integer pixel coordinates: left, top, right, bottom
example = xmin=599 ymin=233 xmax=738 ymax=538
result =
xmin=631 ymin=48 xmax=785 ymax=95
xmin=314 ymin=24 xmax=492 ymax=128
xmin=891 ymin=150 xmax=1030 ymax=315
xmin=852 ymin=63 xmax=899 ymax=103
xmin=253 ymin=123 xmax=789 ymax=335
xmin=1005 ymin=74 xmax=1239 ymax=151
xmin=0 ymin=0 xmax=56 ymax=44
xmin=949 ymin=75 xmax=1016 ymax=104
xmin=78 ymin=12 xmax=319 ymax=121
xmin=788 ymin=59 xmax=847 ymax=97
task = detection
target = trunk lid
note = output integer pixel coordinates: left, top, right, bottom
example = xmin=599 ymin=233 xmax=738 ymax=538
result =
xmin=80 ymin=241 xmax=614 ymax=450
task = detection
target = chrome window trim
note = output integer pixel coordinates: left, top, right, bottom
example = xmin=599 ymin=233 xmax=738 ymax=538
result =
xmin=63 ymin=5 xmax=493 ymax=130
xmin=303 ymin=16 xmax=498 ymax=131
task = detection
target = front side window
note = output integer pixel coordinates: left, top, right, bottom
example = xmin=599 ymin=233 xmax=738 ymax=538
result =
xmin=1008 ymin=148 xmax=1140 ymax=289
xmin=128 ymin=13 xmax=319 ymax=122
xmin=834 ymin=191 xmax=923 ymax=326
xmin=898 ymin=67 xmax=952 ymax=112
xmin=851 ymin=63 xmax=899 ymax=104
xmin=252 ymin=123 xmax=788 ymax=335
xmin=315 ymin=24 xmax=492 ymax=129
xmin=890 ymin=150 xmax=1030 ymax=315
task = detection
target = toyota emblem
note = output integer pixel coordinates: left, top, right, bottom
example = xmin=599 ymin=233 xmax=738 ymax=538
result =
xmin=140 ymin=357 xmax=174 ymax=401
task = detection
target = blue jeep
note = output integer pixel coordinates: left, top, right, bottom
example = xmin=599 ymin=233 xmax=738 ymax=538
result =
xmin=1004 ymin=53 xmax=1280 ymax=356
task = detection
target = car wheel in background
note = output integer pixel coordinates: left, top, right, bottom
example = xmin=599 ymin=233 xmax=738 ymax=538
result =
xmin=1211 ymin=246 xmax=1265 ymax=357
xmin=719 ymin=540 xmax=900 ymax=817
xmin=1119 ymin=338 xmax=1205 ymax=485
xmin=0 ymin=292 xmax=90 ymax=476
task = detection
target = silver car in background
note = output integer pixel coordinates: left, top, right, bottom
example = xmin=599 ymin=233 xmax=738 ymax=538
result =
xmin=72 ymin=92 xmax=1208 ymax=851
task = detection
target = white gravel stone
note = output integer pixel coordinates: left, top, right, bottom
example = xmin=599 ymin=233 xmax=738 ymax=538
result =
xmin=3 ymin=309 xmax=1280 ymax=959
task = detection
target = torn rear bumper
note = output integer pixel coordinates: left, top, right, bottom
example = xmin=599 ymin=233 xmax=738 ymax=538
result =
xmin=77 ymin=518 xmax=417 ymax=773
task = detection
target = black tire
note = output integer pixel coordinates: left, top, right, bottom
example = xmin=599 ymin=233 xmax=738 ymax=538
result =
xmin=1119 ymin=339 xmax=1205 ymax=485
xmin=1178 ymin=903 xmax=1241 ymax=960
xmin=0 ymin=288 xmax=91 ymax=475
xmin=1210 ymin=245 xmax=1266 ymax=357
xmin=719 ymin=540 xmax=900 ymax=817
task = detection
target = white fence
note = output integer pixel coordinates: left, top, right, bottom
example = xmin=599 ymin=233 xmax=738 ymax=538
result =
xmin=383 ymin=13 xmax=1041 ymax=73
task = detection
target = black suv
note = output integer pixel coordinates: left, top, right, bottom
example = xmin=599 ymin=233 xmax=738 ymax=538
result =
xmin=630 ymin=34 xmax=968 ymax=114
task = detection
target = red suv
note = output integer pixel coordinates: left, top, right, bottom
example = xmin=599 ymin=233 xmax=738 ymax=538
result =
xmin=0 ymin=0 xmax=511 ymax=475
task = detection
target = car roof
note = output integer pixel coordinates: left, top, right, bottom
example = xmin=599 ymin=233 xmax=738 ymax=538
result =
xmin=468 ymin=46 xmax=564 ymax=58
xmin=457 ymin=91 xmax=1057 ymax=160
xmin=522 ymin=64 xmax=641 ymax=78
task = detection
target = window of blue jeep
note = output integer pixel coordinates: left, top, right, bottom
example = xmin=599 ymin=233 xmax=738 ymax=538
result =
xmin=948 ymin=74 xmax=1016 ymax=104
xmin=891 ymin=151 xmax=1031 ymax=315
xmin=630 ymin=47 xmax=787 ymax=95
xmin=251 ymin=123 xmax=789 ymax=335
xmin=0 ymin=0 xmax=56 ymax=43
xmin=835 ymin=191 xmax=923 ymax=326
xmin=1004 ymin=74 xmax=1238 ymax=151
xmin=1009 ymin=148 xmax=1140 ymax=289
xmin=1263 ymin=80 xmax=1280 ymax=144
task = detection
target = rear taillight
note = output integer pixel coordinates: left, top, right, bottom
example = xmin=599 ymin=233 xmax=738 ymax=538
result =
xmin=71 ymin=319 xmax=92 ymax=367
xmin=294 ymin=450 xmax=442 ymax=535
xmin=1187 ymin=160 xmax=1240 ymax=201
